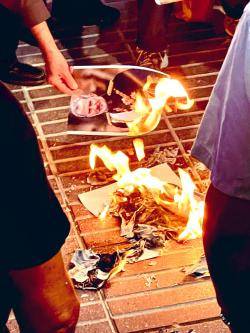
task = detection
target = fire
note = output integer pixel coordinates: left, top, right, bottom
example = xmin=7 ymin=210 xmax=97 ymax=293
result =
xmin=128 ymin=77 xmax=194 ymax=136
xmin=133 ymin=138 xmax=145 ymax=161
xmin=89 ymin=144 xmax=130 ymax=181
xmin=89 ymin=139 xmax=203 ymax=241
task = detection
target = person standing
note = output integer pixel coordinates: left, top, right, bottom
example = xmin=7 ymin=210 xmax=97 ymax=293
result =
xmin=136 ymin=0 xmax=171 ymax=70
xmin=0 ymin=0 xmax=120 ymax=91
xmin=0 ymin=82 xmax=80 ymax=332
xmin=191 ymin=3 xmax=250 ymax=331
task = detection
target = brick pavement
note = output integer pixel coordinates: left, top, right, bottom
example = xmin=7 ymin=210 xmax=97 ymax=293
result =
xmin=6 ymin=1 xmax=231 ymax=332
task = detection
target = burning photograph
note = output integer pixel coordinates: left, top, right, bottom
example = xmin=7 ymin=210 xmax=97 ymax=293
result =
xmin=67 ymin=65 xmax=193 ymax=136
xmin=76 ymin=138 xmax=205 ymax=290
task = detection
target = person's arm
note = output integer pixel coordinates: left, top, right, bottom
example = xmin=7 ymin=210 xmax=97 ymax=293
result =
xmin=31 ymin=22 xmax=78 ymax=95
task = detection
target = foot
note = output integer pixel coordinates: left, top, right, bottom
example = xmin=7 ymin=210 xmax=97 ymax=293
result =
xmin=135 ymin=47 xmax=169 ymax=71
xmin=224 ymin=16 xmax=239 ymax=37
xmin=52 ymin=2 xmax=120 ymax=27
xmin=0 ymin=61 xmax=46 ymax=86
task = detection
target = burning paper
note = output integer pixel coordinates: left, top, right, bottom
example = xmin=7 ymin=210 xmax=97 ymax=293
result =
xmin=68 ymin=66 xmax=194 ymax=137
xmin=80 ymin=139 xmax=204 ymax=244
xmin=127 ymin=77 xmax=194 ymax=136
xmin=79 ymin=163 xmax=181 ymax=217
xmin=133 ymin=138 xmax=145 ymax=161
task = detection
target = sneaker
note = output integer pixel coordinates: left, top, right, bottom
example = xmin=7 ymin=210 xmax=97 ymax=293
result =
xmin=224 ymin=16 xmax=239 ymax=37
xmin=135 ymin=47 xmax=169 ymax=70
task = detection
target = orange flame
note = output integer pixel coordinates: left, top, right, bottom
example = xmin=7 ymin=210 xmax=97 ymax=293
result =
xmin=128 ymin=77 xmax=194 ymax=136
xmin=133 ymin=138 xmax=145 ymax=161
xmin=89 ymin=144 xmax=130 ymax=181
xmin=89 ymin=141 xmax=203 ymax=241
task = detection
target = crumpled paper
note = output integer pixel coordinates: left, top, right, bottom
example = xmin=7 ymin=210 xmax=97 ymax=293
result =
xmin=184 ymin=255 xmax=210 ymax=279
xmin=69 ymin=242 xmax=160 ymax=290
xmin=68 ymin=249 xmax=117 ymax=290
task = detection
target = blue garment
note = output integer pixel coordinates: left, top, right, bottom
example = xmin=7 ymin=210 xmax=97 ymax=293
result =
xmin=191 ymin=3 xmax=250 ymax=200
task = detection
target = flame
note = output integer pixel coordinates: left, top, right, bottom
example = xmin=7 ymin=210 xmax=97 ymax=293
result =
xmin=133 ymin=138 xmax=145 ymax=161
xmin=89 ymin=144 xmax=130 ymax=181
xmin=89 ymin=141 xmax=203 ymax=241
xmin=128 ymin=77 xmax=194 ymax=136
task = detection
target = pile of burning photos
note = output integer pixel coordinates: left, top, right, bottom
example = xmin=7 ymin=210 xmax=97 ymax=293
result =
xmin=69 ymin=186 xmax=193 ymax=291
xmin=108 ymin=186 xmax=188 ymax=248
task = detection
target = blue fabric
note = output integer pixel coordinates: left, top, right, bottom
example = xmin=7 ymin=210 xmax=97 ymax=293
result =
xmin=191 ymin=3 xmax=250 ymax=199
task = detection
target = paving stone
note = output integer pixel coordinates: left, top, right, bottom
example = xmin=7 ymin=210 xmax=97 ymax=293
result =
xmin=147 ymin=318 xmax=230 ymax=333
xmin=114 ymin=299 xmax=220 ymax=333
xmin=107 ymin=280 xmax=215 ymax=315
xmin=78 ymin=303 xmax=106 ymax=322
xmin=75 ymin=321 xmax=113 ymax=333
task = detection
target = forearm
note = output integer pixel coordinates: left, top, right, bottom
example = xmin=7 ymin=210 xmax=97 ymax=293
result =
xmin=30 ymin=21 xmax=77 ymax=94
xmin=30 ymin=21 xmax=59 ymax=59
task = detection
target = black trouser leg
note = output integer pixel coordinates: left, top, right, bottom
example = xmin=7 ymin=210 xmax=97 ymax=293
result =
xmin=0 ymin=272 xmax=14 ymax=331
xmin=220 ymin=0 xmax=249 ymax=19
xmin=0 ymin=5 xmax=21 ymax=67
xmin=137 ymin=0 xmax=173 ymax=52
xmin=203 ymin=184 xmax=250 ymax=332
xmin=51 ymin=0 xmax=120 ymax=26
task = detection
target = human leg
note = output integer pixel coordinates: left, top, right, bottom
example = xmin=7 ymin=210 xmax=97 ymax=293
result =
xmin=220 ymin=0 xmax=249 ymax=19
xmin=0 ymin=4 xmax=45 ymax=85
xmin=136 ymin=0 xmax=171 ymax=69
xmin=137 ymin=0 xmax=172 ymax=52
xmin=0 ymin=82 xmax=78 ymax=331
xmin=221 ymin=0 xmax=249 ymax=36
xmin=0 ymin=272 xmax=13 ymax=332
xmin=51 ymin=0 xmax=120 ymax=27
xmin=203 ymin=184 xmax=250 ymax=332
xmin=8 ymin=251 xmax=79 ymax=333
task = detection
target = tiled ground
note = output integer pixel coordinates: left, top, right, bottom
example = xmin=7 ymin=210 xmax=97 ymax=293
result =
xmin=6 ymin=1 xmax=232 ymax=332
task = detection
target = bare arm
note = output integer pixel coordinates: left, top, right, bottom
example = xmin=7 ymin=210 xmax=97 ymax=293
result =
xmin=31 ymin=22 xmax=78 ymax=95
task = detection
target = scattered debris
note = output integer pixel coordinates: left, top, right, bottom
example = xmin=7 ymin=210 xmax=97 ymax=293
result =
xmin=158 ymin=328 xmax=167 ymax=333
xmin=148 ymin=261 xmax=157 ymax=266
xmin=144 ymin=274 xmax=157 ymax=288
xmin=143 ymin=146 xmax=179 ymax=167
xmin=68 ymin=249 xmax=117 ymax=290
xmin=86 ymin=170 xmax=111 ymax=186
xmin=69 ymin=242 xmax=160 ymax=290
xmin=70 ymin=184 xmax=77 ymax=191
xmin=184 ymin=255 xmax=210 ymax=279
xmin=169 ymin=323 xmax=182 ymax=333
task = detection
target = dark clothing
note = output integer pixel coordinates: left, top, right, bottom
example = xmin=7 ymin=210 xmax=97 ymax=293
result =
xmin=137 ymin=0 xmax=172 ymax=52
xmin=0 ymin=0 xmax=49 ymax=67
xmin=221 ymin=0 xmax=249 ymax=19
xmin=203 ymin=183 xmax=250 ymax=332
xmin=0 ymin=4 xmax=20 ymax=65
xmin=0 ymin=0 xmax=50 ymax=27
xmin=0 ymin=82 xmax=70 ymax=270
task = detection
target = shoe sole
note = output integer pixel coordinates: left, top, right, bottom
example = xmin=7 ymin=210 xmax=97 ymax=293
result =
xmin=0 ymin=77 xmax=46 ymax=86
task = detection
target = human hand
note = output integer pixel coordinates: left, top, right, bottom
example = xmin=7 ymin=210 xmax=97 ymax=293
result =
xmin=45 ymin=50 xmax=78 ymax=95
